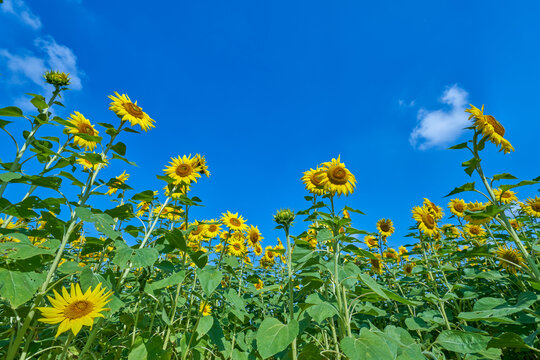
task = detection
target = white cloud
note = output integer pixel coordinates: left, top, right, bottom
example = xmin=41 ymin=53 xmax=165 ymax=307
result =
xmin=409 ymin=85 xmax=469 ymax=150
xmin=399 ymin=99 xmax=415 ymax=107
xmin=1 ymin=0 xmax=42 ymax=30
xmin=0 ymin=37 xmax=83 ymax=90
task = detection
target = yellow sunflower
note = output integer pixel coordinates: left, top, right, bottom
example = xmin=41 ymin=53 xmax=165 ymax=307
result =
xmin=66 ymin=112 xmax=99 ymax=151
xmin=403 ymin=262 xmax=414 ymax=276
xmin=199 ymin=303 xmax=212 ymax=316
xmin=163 ymin=154 xmax=202 ymax=185
xmin=442 ymin=224 xmax=461 ymax=239
xmin=214 ymin=243 xmax=224 ymax=253
xmin=493 ymin=188 xmax=518 ymax=204
xmin=412 ymin=206 xmax=439 ymax=237
xmin=496 ymin=246 xmax=524 ymax=274
xmin=376 ymin=218 xmax=394 ymax=238
xmin=221 ymin=211 xmax=248 ymax=232
xmin=255 ymin=279 xmax=264 ymax=290
xmin=423 ymin=198 xmax=444 ymax=220
xmin=246 ymin=225 xmax=263 ymax=247
xmin=106 ymin=171 xmax=129 ymax=195
xmin=254 ymin=242 xmax=263 ymax=256
xmin=364 ymin=235 xmax=378 ymax=249
xmin=398 ymin=246 xmax=409 ymax=261
xmin=448 ymin=198 xmax=466 ymax=218
xmin=194 ymin=153 xmax=211 ymax=177
xmin=188 ymin=221 xmax=207 ymax=241
xmin=464 ymin=223 xmax=485 ymax=238
xmin=522 ymin=196 xmax=540 ymax=217
xmin=204 ymin=221 xmax=222 ymax=238
xmin=227 ymin=236 xmax=246 ymax=257
xmin=76 ymin=155 xmax=108 ymax=171
xmin=465 ymin=104 xmax=514 ymax=154
xmin=319 ymin=156 xmax=356 ymax=196
xmin=384 ymin=248 xmax=400 ymax=262
xmin=301 ymin=168 xmax=328 ymax=195
xmin=464 ymin=201 xmax=491 ymax=224
xmin=370 ymin=254 xmax=383 ymax=274
xmin=509 ymin=219 xmax=521 ymax=231
xmin=38 ymin=283 xmax=112 ymax=338
xmin=108 ymin=92 xmax=155 ymax=131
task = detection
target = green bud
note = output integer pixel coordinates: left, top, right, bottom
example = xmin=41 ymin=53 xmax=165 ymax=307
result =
xmin=273 ymin=209 xmax=295 ymax=227
xmin=44 ymin=70 xmax=71 ymax=87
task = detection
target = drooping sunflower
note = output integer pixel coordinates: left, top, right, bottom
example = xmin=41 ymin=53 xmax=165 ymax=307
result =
xmin=423 ymin=198 xmax=444 ymax=220
xmin=464 ymin=201 xmax=491 ymax=224
xmin=66 ymin=112 xmax=99 ymax=151
xmin=496 ymin=246 xmax=524 ymax=274
xmin=377 ymin=218 xmax=394 ymax=238
xmin=370 ymin=254 xmax=383 ymax=274
xmin=204 ymin=221 xmax=222 ymax=238
xmin=108 ymin=92 xmax=155 ymax=131
xmin=76 ymin=155 xmax=108 ymax=171
xmin=465 ymin=104 xmax=514 ymax=154
xmin=464 ymin=223 xmax=485 ymax=238
xmin=227 ymin=235 xmax=246 ymax=257
xmin=319 ymin=156 xmax=356 ymax=196
xmin=221 ymin=211 xmax=248 ymax=232
xmin=301 ymin=168 xmax=328 ymax=195
xmin=412 ymin=206 xmax=439 ymax=237
xmin=194 ymin=153 xmax=211 ymax=177
xmin=364 ymin=235 xmax=378 ymax=249
xmin=448 ymin=199 xmax=466 ymax=218
xmin=106 ymin=171 xmax=129 ymax=195
xmin=522 ymin=196 xmax=540 ymax=217
xmin=199 ymin=303 xmax=212 ymax=316
xmin=493 ymin=188 xmax=518 ymax=204
xmin=246 ymin=225 xmax=263 ymax=247
xmin=163 ymin=154 xmax=202 ymax=185
xmin=38 ymin=283 xmax=112 ymax=338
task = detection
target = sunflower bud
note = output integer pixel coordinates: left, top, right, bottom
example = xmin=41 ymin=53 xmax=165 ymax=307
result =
xmin=44 ymin=70 xmax=71 ymax=87
xmin=273 ymin=209 xmax=295 ymax=227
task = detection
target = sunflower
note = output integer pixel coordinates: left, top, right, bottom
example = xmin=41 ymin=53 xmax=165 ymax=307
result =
xmin=188 ymin=221 xmax=207 ymax=241
xmin=496 ymin=246 xmax=524 ymax=274
xmin=412 ymin=206 xmax=439 ymax=237
xmin=38 ymin=283 xmax=112 ymax=338
xmin=509 ymin=219 xmax=521 ymax=231
xmin=255 ymin=279 xmax=264 ymax=290
xmin=108 ymin=92 xmax=155 ymax=131
xmin=319 ymin=156 xmax=356 ymax=196
xmin=214 ymin=243 xmax=224 ymax=253
xmin=106 ymin=171 xmax=129 ymax=196
xmin=376 ymin=218 xmax=394 ymax=238
xmin=301 ymin=168 xmax=328 ymax=195
xmin=398 ymin=246 xmax=409 ymax=261
xmin=163 ymin=184 xmax=190 ymax=199
xmin=306 ymin=231 xmax=318 ymax=249
xmin=370 ymin=254 xmax=383 ymax=274
xmin=204 ymin=221 xmax=222 ymax=238
xmin=464 ymin=223 xmax=485 ymax=239
xmin=199 ymin=303 xmax=212 ymax=316
xmin=156 ymin=206 xmax=183 ymax=222
xmin=227 ymin=236 xmax=246 ymax=257
xmin=493 ymin=188 xmax=518 ymax=204
xmin=464 ymin=201 xmax=491 ymax=224
xmin=246 ymin=225 xmax=263 ymax=247
xmin=448 ymin=199 xmax=466 ymax=218
xmin=384 ymin=248 xmax=400 ymax=262
xmin=423 ymin=198 xmax=444 ymax=220
xmin=194 ymin=153 xmax=211 ymax=177
xmin=275 ymin=239 xmax=287 ymax=263
xmin=442 ymin=224 xmax=461 ymax=239
xmin=403 ymin=262 xmax=414 ymax=276
xmin=364 ymin=235 xmax=378 ymax=249
xmin=465 ymin=104 xmax=514 ymax=154
xmin=221 ymin=211 xmax=248 ymax=232
xmin=66 ymin=112 xmax=99 ymax=151
xmin=522 ymin=196 xmax=540 ymax=217
xmin=254 ymin=242 xmax=263 ymax=256
xmin=76 ymin=155 xmax=108 ymax=171
xmin=163 ymin=154 xmax=202 ymax=185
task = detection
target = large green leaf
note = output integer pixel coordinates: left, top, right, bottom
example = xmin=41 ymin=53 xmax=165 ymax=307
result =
xmin=305 ymin=293 xmax=338 ymax=324
xmin=0 ymin=106 xmax=24 ymax=117
xmin=75 ymin=207 xmax=120 ymax=239
xmin=197 ymin=267 xmax=222 ymax=296
xmin=0 ymin=268 xmax=45 ymax=308
xmin=112 ymin=241 xmax=159 ymax=269
xmin=145 ymin=271 xmax=185 ymax=295
xmin=435 ymin=330 xmax=490 ymax=354
xmin=340 ymin=331 xmax=394 ymax=360
xmin=256 ymin=318 xmax=299 ymax=359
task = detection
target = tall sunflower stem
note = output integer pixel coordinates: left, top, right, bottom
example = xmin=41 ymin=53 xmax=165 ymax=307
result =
xmin=284 ymin=226 xmax=298 ymax=360
xmin=58 ymin=332 xmax=74 ymax=360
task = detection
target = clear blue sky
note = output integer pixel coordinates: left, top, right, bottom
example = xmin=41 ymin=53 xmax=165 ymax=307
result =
xmin=1 ymin=1 xmax=539 ymax=249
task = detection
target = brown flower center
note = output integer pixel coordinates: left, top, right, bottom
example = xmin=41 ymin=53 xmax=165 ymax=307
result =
xmin=123 ymin=102 xmax=144 ymax=118
xmin=453 ymin=202 xmax=465 ymax=213
xmin=327 ymin=166 xmax=348 ymax=185
xmin=421 ymin=213 xmax=435 ymax=229
xmin=531 ymin=201 xmax=540 ymax=212
xmin=379 ymin=221 xmax=391 ymax=232
xmin=229 ymin=218 xmax=241 ymax=227
xmin=208 ymin=224 xmax=218 ymax=233
xmin=64 ymin=300 xmax=94 ymax=319
xmin=501 ymin=250 xmax=520 ymax=265
xmin=175 ymin=164 xmax=193 ymax=177
xmin=485 ymin=115 xmax=505 ymax=137
xmin=470 ymin=226 xmax=481 ymax=235
xmin=310 ymin=171 xmax=325 ymax=186
xmin=192 ymin=225 xmax=204 ymax=236
xmin=79 ymin=124 xmax=95 ymax=136
xmin=249 ymin=231 xmax=259 ymax=244
xmin=233 ymin=243 xmax=241 ymax=251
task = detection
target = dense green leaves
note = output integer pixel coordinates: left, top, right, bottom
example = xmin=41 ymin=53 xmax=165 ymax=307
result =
xmin=256 ymin=318 xmax=299 ymax=359
xmin=0 ymin=268 xmax=45 ymax=308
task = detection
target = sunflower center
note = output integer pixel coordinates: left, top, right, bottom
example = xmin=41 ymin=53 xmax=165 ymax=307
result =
xmin=79 ymin=124 xmax=95 ymax=136
xmin=470 ymin=226 xmax=480 ymax=235
xmin=310 ymin=171 xmax=325 ymax=186
xmin=531 ymin=201 xmax=540 ymax=212
xmin=192 ymin=225 xmax=204 ymax=236
xmin=175 ymin=164 xmax=193 ymax=177
xmin=208 ymin=224 xmax=217 ymax=232
xmin=380 ymin=221 xmax=391 ymax=232
xmin=327 ymin=166 xmax=348 ymax=185
xmin=64 ymin=300 xmax=94 ymax=319
xmin=453 ymin=203 xmax=464 ymax=213
xmin=233 ymin=243 xmax=241 ymax=251
xmin=123 ymin=102 xmax=144 ymax=118
xmin=421 ymin=213 xmax=435 ymax=229
xmin=267 ymin=251 xmax=274 ymax=259
xmin=229 ymin=218 xmax=241 ymax=227
xmin=485 ymin=115 xmax=505 ymax=137
xmin=370 ymin=258 xmax=380 ymax=268
xmin=249 ymin=232 xmax=259 ymax=243
xmin=502 ymin=250 xmax=519 ymax=264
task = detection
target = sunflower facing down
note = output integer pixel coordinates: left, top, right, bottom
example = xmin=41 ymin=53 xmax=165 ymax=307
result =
xmin=38 ymin=283 xmax=112 ymax=338
xmin=163 ymin=154 xmax=202 ymax=185
xmin=370 ymin=254 xmax=383 ymax=274
xmin=221 ymin=211 xmax=248 ymax=232
xmin=66 ymin=112 xmax=99 ymax=151
xmin=108 ymin=92 xmax=155 ymax=131
xmin=106 ymin=171 xmax=129 ymax=196
xmin=301 ymin=168 xmax=328 ymax=195
xmin=496 ymin=246 xmax=524 ymax=274
xmin=377 ymin=218 xmax=394 ymax=238
xmin=319 ymin=156 xmax=356 ymax=196
xmin=465 ymin=104 xmax=514 ymax=154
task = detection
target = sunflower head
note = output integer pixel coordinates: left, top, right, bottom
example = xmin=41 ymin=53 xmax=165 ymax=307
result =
xmin=448 ymin=199 xmax=466 ymax=217
xmin=247 ymin=225 xmax=263 ymax=246
xmin=464 ymin=201 xmax=491 ymax=224
xmin=106 ymin=171 xmax=129 ymax=195
xmin=364 ymin=235 xmax=378 ymax=249
xmin=465 ymin=104 xmax=514 ymax=154
xmin=423 ymin=198 xmax=444 ymax=220
xmin=273 ymin=209 xmax=295 ymax=228
xmin=403 ymin=262 xmax=414 ymax=276
xmin=319 ymin=156 xmax=357 ymax=196
xmin=522 ymin=196 xmax=540 ymax=217
xmin=370 ymin=254 xmax=383 ymax=274
xmin=221 ymin=211 xmax=248 ymax=232
xmin=412 ymin=206 xmax=440 ymax=237
xmin=255 ymin=279 xmax=264 ymax=290
xmin=376 ymin=218 xmax=394 ymax=238
xmin=44 ymin=70 xmax=71 ymax=87
xmin=301 ymin=168 xmax=328 ymax=195
xmin=496 ymin=246 xmax=524 ymax=274
xmin=66 ymin=112 xmax=100 ymax=151
xmin=493 ymin=188 xmax=518 ymax=204
xmin=108 ymin=92 xmax=155 ymax=131
xmin=199 ymin=303 xmax=212 ymax=316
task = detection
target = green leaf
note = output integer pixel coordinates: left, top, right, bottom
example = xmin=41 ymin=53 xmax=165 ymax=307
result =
xmin=340 ymin=331 xmax=394 ymax=360
xmin=145 ymin=271 xmax=185 ymax=295
xmin=75 ymin=207 xmax=120 ymax=239
xmin=111 ymin=142 xmax=127 ymax=156
xmin=224 ymin=289 xmax=245 ymax=310
xmin=487 ymin=332 xmax=529 ymax=350
xmin=128 ymin=336 xmax=148 ymax=360
xmin=0 ymin=106 xmax=24 ymax=117
xmin=462 ymin=158 xmax=480 ymax=176
xmin=0 ymin=172 xmax=22 ymax=182
xmin=256 ymin=318 xmax=299 ymax=359
xmin=132 ymin=190 xmax=155 ymax=202
xmin=358 ymin=273 xmax=388 ymax=299
xmin=405 ymin=317 xmax=431 ymax=331
xmin=196 ymin=315 xmax=214 ymax=339
xmin=445 ymin=182 xmax=475 ymax=197
xmin=112 ymin=241 xmax=159 ymax=269
xmin=448 ymin=142 xmax=468 ymax=150
xmin=197 ymin=267 xmax=222 ymax=296
xmin=500 ymin=180 xmax=538 ymax=192
xmin=435 ymin=330 xmax=490 ymax=354
xmin=164 ymin=228 xmax=187 ymax=251
xmin=305 ymin=293 xmax=338 ymax=324
xmin=189 ymin=250 xmax=208 ymax=269
xmin=492 ymin=173 xmax=518 ymax=182
xmin=0 ymin=241 xmax=56 ymax=260
xmin=0 ymin=268 xmax=46 ymax=308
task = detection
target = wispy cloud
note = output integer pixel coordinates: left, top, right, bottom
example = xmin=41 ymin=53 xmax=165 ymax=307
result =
xmin=1 ymin=0 xmax=42 ymax=30
xmin=0 ymin=37 xmax=83 ymax=90
xmin=409 ymin=84 xmax=469 ymax=150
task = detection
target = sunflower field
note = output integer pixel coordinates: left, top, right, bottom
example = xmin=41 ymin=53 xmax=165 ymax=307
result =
xmin=0 ymin=73 xmax=539 ymax=360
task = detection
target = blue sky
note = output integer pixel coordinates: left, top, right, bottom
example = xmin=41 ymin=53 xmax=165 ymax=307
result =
xmin=1 ymin=1 xmax=539 ymax=249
